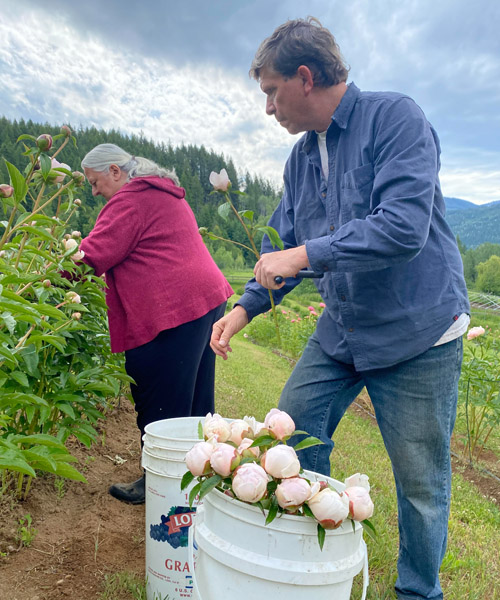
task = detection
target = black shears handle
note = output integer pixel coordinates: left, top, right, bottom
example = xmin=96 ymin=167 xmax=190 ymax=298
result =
xmin=274 ymin=270 xmax=324 ymax=284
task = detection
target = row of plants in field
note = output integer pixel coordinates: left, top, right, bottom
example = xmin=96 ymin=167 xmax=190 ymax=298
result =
xmin=0 ymin=130 xmax=131 ymax=499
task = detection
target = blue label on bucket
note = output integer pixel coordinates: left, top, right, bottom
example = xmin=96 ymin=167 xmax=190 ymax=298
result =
xmin=149 ymin=506 xmax=196 ymax=549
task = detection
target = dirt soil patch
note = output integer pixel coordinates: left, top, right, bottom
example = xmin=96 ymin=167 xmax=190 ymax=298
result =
xmin=0 ymin=400 xmax=146 ymax=600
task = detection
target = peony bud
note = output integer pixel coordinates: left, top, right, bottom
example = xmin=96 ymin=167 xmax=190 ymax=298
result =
xmin=65 ymin=291 xmax=81 ymax=304
xmin=209 ymin=169 xmax=230 ymax=192
xmin=60 ymin=125 xmax=72 ymax=137
xmin=467 ymin=326 xmax=485 ymax=341
xmin=0 ymin=250 xmax=5 ymax=258
xmin=64 ymin=238 xmax=78 ymax=251
xmin=0 ymin=184 xmax=14 ymax=198
xmin=237 ymin=437 xmax=260 ymax=459
xmin=264 ymin=408 xmax=295 ymax=441
xmin=199 ymin=227 xmax=208 ymax=237
xmin=72 ymin=250 xmax=85 ymax=261
xmin=74 ymin=198 xmax=82 ymax=206
xmin=243 ymin=415 xmax=264 ymax=437
xmin=344 ymin=473 xmax=370 ymax=492
xmin=342 ymin=486 xmax=374 ymax=521
xmin=228 ymin=419 xmax=252 ymax=445
xmin=275 ymin=477 xmax=313 ymax=511
xmin=71 ymin=230 xmax=82 ymax=239
xmin=203 ymin=413 xmax=231 ymax=443
xmin=232 ymin=463 xmax=269 ymax=503
xmin=36 ymin=134 xmax=53 ymax=151
xmin=307 ymin=488 xmax=349 ymax=529
xmin=261 ymin=445 xmax=300 ymax=479
xmin=42 ymin=279 xmax=51 ymax=288
xmin=72 ymin=171 xmax=85 ymax=186
xmin=210 ymin=443 xmax=240 ymax=477
xmin=185 ymin=440 xmax=216 ymax=477
xmin=71 ymin=312 xmax=82 ymax=321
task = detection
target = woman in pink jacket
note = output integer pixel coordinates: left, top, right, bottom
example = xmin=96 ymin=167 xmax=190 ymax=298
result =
xmin=80 ymin=144 xmax=233 ymax=504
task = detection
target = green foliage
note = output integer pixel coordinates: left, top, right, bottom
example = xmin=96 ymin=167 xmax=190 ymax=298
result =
xmin=476 ymin=255 xmax=500 ymax=294
xmin=459 ymin=330 xmax=500 ymax=459
xmin=17 ymin=513 xmax=37 ymax=547
xmin=458 ymin=241 xmax=500 ymax=288
xmin=0 ymin=130 xmax=131 ymax=499
xmin=447 ymin=203 xmax=500 ymax=248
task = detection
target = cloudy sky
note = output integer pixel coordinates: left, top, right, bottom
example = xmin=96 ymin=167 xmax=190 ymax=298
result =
xmin=0 ymin=0 xmax=499 ymax=204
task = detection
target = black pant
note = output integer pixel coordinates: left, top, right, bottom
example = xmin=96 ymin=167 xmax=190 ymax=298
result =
xmin=124 ymin=302 xmax=226 ymax=442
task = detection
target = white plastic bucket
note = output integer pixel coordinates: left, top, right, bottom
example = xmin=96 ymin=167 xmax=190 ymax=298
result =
xmin=142 ymin=417 xmax=202 ymax=600
xmin=188 ymin=470 xmax=368 ymax=600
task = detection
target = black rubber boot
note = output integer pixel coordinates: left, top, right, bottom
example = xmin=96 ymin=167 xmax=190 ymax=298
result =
xmin=109 ymin=475 xmax=145 ymax=504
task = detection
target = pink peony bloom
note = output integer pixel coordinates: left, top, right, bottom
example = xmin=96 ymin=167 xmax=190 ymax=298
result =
xmin=203 ymin=413 xmax=231 ymax=442
xmin=185 ymin=440 xmax=216 ymax=476
xmin=0 ymin=184 xmax=14 ymax=198
xmin=310 ymin=310 xmax=318 ymax=316
xmin=237 ymin=437 xmax=260 ymax=458
xmin=307 ymin=306 xmax=315 ymax=311
xmin=51 ymin=158 xmax=71 ymax=183
xmin=243 ymin=415 xmax=264 ymax=437
xmin=264 ymin=408 xmax=295 ymax=441
xmin=71 ymin=312 xmax=82 ymax=321
xmin=343 ymin=486 xmax=374 ymax=521
xmin=261 ymin=445 xmax=300 ymax=479
xmin=319 ymin=302 xmax=326 ymax=308
xmin=65 ymin=291 xmax=81 ymax=304
xmin=210 ymin=443 xmax=240 ymax=477
xmin=307 ymin=487 xmax=349 ymax=529
xmin=275 ymin=477 xmax=313 ymax=510
xmin=209 ymin=169 xmax=230 ymax=192
xmin=228 ymin=419 xmax=252 ymax=445
xmin=467 ymin=326 xmax=485 ymax=341
xmin=232 ymin=463 xmax=269 ymax=503
xmin=344 ymin=473 xmax=370 ymax=492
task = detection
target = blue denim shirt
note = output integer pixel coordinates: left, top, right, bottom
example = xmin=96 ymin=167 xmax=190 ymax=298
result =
xmin=238 ymin=83 xmax=469 ymax=371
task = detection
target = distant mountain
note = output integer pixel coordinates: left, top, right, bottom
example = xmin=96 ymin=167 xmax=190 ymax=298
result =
xmin=444 ymin=197 xmax=478 ymax=211
xmin=444 ymin=198 xmax=500 ymax=249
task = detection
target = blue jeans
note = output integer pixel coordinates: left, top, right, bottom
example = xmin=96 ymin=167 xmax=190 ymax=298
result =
xmin=279 ymin=332 xmax=463 ymax=600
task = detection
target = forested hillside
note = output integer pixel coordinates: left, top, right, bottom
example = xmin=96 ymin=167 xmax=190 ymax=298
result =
xmin=0 ymin=117 xmax=282 ymax=268
xmin=446 ymin=202 xmax=500 ymax=248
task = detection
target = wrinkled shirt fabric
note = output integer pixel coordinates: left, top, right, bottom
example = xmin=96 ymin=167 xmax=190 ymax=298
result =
xmin=81 ymin=176 xmax=233 ymax=353
xmin=238 ymin=83 xmax=469 ymax=371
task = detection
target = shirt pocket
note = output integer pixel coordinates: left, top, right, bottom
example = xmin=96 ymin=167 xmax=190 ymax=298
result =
xmin=341 ymin=163 xmax=375 ymax=220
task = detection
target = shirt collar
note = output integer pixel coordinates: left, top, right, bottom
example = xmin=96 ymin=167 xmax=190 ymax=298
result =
xmin=303 ymin=82 xmax=360 ymax=153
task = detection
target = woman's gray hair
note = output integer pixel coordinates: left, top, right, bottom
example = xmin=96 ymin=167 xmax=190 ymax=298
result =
xmin=81 ymin=143 xmax=179 ymax=185
xmin=249 ymin=17 xmax=349 ymax=87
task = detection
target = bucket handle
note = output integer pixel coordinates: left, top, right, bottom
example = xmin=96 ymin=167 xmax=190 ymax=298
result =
xmin=188 ymin=507 xmax=203 ymax=600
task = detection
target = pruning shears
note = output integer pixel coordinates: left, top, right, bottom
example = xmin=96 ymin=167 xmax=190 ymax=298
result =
xmin=274 ymin=270 xmax=324 ymax=285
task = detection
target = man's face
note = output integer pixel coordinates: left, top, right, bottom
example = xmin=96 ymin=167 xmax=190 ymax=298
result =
xmin=259 ymin=66 xmax=309 ymax=135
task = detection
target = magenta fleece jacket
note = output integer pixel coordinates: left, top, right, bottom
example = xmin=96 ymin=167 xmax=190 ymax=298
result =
xmin=80 ymin=176 xmax=233 ymax=353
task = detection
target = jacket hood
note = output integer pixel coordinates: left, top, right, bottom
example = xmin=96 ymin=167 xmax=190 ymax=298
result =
xmin=114 ymin=176 xmax=185 ymax=199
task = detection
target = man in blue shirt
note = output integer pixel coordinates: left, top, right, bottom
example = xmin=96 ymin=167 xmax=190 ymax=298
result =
xmin=211 ymin=17 xmax=469 ymax=600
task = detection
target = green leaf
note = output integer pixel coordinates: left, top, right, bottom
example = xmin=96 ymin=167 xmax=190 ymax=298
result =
xmin=9 ymin=370 xmax=30 ymax=387
xmin=250 ymin=435 xmax=276 ymax=448
xmin=238 ymin=209 xmax=254 ymax=223
xmin=11 ymin=434 xmax=67 ymax=450
xmin=53 ymin=461 xmax=87 ymax=482
xmin=0 ymin=392 xmax=48 ymax=409
xmin=0 ymin=448 xmax=37 ymax=477
xmin=302 ymin=504 xmax=315 ymax=519
xmin=16 ymin=134 xmax=37 ymax=142
xmin=293 ymin=436 xmax=324 ymax=451
xmin=19 ymin=344 xmax=39 ymax=376
xmin=198 ymin=474 xmax=222 ymax=500
xmin=39 ymin=153 xmax=52 ymax=179
xmin=5 ymin=160 xmax=28 ymax=206
xmin=265 ymin=495 xmax=279 ymax=525
xmin=256 ymin=225 xmax=284 ymax=250
xmin=181 ymin=470 xmax=195 ymax=491
xmin=217 ymin=202 xmax=231 ymax=221
xmin=56 ymin=403 xmax=76 ymax=419
xmin=198 ymin=420 xmax=204 ymax=439
xmin=28 ymin=334 xmax=66 ymax=353
xmin=317 ymin=523 xmax=326 ymax=550
xmin=0 ymin=344 xmax=18 ymax=368
xmin=188 ymin=481 xmax=202 ymax=508
xmin=361 ymin=518 xmax=378 ymax=542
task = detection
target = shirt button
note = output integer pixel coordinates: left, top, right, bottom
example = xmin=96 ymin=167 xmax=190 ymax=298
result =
xmin=322 ymin=192 xmax=326 ymax=197
xmin=341 ymin=295 xmax=346 ymax=301
xmin=348 ymin=327 xmax=354 ymax=332
xmin=330 ymin=225 xmax=335 ymax=231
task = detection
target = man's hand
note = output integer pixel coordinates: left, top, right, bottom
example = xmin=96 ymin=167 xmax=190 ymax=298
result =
xmin=210 ymin=305 xmax=249 ymax=360
xmin=254 ymin=245 xmax=310 ymax=289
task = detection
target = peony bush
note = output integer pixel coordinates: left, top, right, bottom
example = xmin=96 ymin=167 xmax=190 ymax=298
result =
xmin=182 ymin=408 xmax=375 ymax=548
xmin=0 ymin=129 xmax=131 ymax=499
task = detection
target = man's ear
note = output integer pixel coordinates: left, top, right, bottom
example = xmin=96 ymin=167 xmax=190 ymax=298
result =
xmin=109 ymin=164 xmax=122 ymax=180
xmin=297 ymin=65 xmax=314 ymax=95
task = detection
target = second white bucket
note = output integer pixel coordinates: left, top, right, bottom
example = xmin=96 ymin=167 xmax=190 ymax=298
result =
xmin=189 ymin=470 xmax=368 ymax=600
xmin=142 ymin=417 xmax=202 ymax=600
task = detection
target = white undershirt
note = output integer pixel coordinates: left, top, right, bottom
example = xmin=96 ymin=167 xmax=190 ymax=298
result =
xmin=316 ymin=133 xmax=470 ymax=346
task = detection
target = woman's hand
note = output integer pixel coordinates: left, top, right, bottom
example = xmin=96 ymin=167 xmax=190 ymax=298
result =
xmin=210 ymin=305 xmax=249 ymax=360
